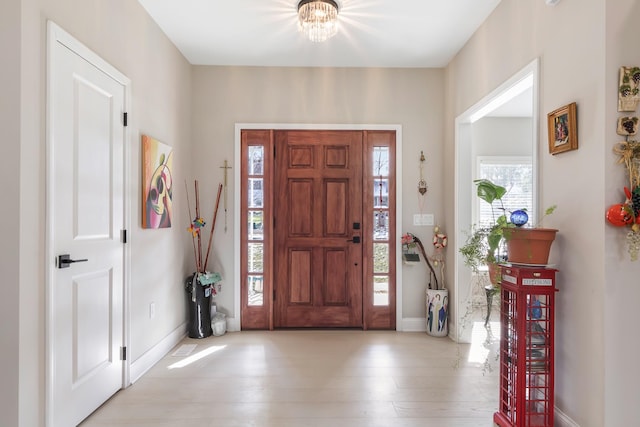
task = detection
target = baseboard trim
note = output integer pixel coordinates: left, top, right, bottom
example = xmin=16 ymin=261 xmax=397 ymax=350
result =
xmin=228 ymin=317 xmax=437 ymax=334
xmin=555 ymin=407 xmax=580 ymax=427
xmin=129 ymin=322 xmax=187 ymax=384
xmin=402 ymin=317 xmax=427 ymax=332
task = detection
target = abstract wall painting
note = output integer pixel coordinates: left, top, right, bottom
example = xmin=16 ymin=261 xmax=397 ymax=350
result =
xmin=142 ymin=135 xmax=173 ymax=228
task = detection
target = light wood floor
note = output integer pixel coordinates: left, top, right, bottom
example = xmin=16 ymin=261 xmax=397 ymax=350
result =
xmin=81 ymin=321 xmax=500 ymax=427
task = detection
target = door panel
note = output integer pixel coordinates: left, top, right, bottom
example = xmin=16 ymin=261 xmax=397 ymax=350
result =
xmin=290 ymin=249 xmax=312 ymax=304
xmin=324 ymin=249 xmax=348 ymax=305
xmin=289 ymin=180 xmax=313 ymax=235
xmin=325 ymin=180 xmax=347 ymax=235
xmin=48 ymin=23 xmax=126 ymax=427
xmin=274 ymin=130 xmax=363 ymax=328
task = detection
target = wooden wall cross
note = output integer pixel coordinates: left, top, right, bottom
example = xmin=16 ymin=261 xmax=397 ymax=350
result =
xmin=220 ymin=160 xmax=232 ymax=232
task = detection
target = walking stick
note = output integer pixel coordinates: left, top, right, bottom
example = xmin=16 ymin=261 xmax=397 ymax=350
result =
xmin=204 ymin=183 xmax=223 ymax=271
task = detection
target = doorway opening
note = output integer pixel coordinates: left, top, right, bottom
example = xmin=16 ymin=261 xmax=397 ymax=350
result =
xmin=235 ymin=125 xmax=402 ymax=330
xmin=453 ymin=59 xmax=539 ymax=343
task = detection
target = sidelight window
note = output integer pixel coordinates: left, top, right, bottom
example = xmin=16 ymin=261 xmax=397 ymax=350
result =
xmin=246 ymin=146 xmax=265 ymax=307
xmin=372 ymin=147 xmax=390 ymax=306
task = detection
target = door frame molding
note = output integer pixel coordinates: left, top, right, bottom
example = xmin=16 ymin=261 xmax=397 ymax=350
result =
xmin=233 ymin=123 xmax=403 ymax=331
xmin=45 ymin=21 xmax=131 ymax=426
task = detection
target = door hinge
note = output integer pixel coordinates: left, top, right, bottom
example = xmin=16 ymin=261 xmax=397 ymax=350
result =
xmin=123 ymin=112 xmax=128 ymax=126
xmin=273 ymin=145 xmax=276 ymax=158
xmin=121 ymin=229 xmax=128 ymax=244
xmin=120 ymin=346 xmax=127 ymax=361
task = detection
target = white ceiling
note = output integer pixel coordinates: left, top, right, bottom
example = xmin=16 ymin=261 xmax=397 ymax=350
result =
xmin=137 ymin=0 xmax=502 ymax=68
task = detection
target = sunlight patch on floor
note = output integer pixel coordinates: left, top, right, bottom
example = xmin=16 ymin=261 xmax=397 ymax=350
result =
xmin=468 ymin=321 xmax=500 ymax=365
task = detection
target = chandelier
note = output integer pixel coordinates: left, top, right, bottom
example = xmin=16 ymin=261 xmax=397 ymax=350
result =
xmin=297 ymin=0 xmax=339 ymax=42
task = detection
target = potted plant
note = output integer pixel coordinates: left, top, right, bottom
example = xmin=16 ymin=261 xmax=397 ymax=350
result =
xmin=459 ymin=179 xmax=513 ymax=285
xmin=460 ymin=179 xmax=558 ymax=329
xmin=503 ymin=205 xmax=558 ymax=265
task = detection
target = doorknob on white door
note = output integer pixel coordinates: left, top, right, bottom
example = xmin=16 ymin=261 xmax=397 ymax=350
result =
xmin=57 ymin=254 xmax=89 ymax=269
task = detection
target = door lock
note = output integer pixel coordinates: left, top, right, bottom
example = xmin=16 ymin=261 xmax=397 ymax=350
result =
xmin=347 ymin=236 xmax=361 ymax=244
xmin=57 ymin=254 xmax=89 ymax=269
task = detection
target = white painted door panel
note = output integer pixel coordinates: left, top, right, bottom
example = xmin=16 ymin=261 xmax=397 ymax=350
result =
xmin=48 ymin=22 xmax=127 ymax=427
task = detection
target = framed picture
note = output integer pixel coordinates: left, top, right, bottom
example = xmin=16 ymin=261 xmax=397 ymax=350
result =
xmin=142 ymin=135 xmax=173 ymax=228
xmin=547 ymin=102 xmax=578 ymax=155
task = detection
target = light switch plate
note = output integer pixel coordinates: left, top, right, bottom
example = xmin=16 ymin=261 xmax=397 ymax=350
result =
xmin=413 ymin=213 xmax=434 ymax=226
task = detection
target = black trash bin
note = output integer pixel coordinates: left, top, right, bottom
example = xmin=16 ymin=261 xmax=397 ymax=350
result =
xmin=185 ymin=273 xmax=212 ymax=339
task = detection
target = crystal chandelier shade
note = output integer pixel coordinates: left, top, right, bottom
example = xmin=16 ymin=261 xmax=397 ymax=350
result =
xmin=297 ymin=0 xmax=339 ymax=43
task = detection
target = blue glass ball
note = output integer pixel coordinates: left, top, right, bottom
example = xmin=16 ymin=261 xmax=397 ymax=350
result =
xmin=510 ymin=210 xmax=529 ymax=227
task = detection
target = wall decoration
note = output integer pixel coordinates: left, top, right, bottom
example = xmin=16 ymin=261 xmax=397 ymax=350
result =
xmin=219 ymin=160 xmax=232 ymax=232
xmin=418 ymin=151 xmax=428 ymax=195
xmin=609 ymin=66 xmax=640 ymax=260
xmin=618 ymin=66 xmax=640 ymax=112
xmin=609 ymin=141 xmax=640 ymax=260
xmin=142 ymin=135 xmax=173 ymax=228
xmin=617 ymin=116 xmax=639 ymax=136
xmin=547 ymin=102 xmax=578 ymax=155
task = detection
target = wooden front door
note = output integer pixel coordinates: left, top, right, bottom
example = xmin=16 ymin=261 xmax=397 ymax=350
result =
xmin=274 ymin=130 xmax=363 ymax=327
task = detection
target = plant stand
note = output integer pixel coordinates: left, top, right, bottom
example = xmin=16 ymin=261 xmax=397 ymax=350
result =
xmin=484 ymin=284 xmax=500 ymax=326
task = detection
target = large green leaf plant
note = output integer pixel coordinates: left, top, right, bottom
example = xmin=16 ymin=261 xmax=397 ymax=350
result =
xmin=459 ymin=179 xmax=513 ymax=273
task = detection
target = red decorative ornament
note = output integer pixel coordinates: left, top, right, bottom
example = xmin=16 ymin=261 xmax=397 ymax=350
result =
xmin=606 ymin=203 xmax=635 ymax=226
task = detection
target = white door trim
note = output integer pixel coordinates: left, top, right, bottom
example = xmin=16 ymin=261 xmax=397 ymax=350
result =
xmin=45 ymin=21 xmax=132 ymax=426
xmin=233 ymin=123 xmax=403 ymax=331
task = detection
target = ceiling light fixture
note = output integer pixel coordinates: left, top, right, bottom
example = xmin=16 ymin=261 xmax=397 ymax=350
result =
xmin=298 ymin=0 xmax=339 ymax=43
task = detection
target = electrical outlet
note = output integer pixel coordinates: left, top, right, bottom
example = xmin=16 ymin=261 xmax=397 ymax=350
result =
xmin=149 ymin=302 xmax=155 ymax=319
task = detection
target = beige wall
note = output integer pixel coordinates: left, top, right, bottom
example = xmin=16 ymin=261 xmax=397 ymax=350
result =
xmin=604 ymin=1 xmax=640 ymax=427
xmin=191 ymin=66 xmax=446 ymax=321
xmin=446 ymin=0 xmax=629 ymax=425
xmin=1 ymin=1 xmax=21 ymax=425
xmin=13 ymin=1 xmax=193 ymax=425
xmin=472 ymin=117 xmax=533 ymax=157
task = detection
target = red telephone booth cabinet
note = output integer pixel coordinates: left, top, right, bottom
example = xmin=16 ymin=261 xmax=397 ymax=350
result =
xmin=494 ymin=265 xmax=558 ymax=427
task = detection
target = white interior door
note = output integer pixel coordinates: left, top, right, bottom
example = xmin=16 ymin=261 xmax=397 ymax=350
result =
xmin=47 ymin=22 xmax=129 ymax=427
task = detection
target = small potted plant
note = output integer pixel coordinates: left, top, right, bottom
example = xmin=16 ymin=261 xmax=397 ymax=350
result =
xmin=459 ymin=179 xmax=512 ymax=285
xmin=460 ymin=178 xmax=558 ymax=271
xmin=503 ymin=205 xmax=558 ymax=265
